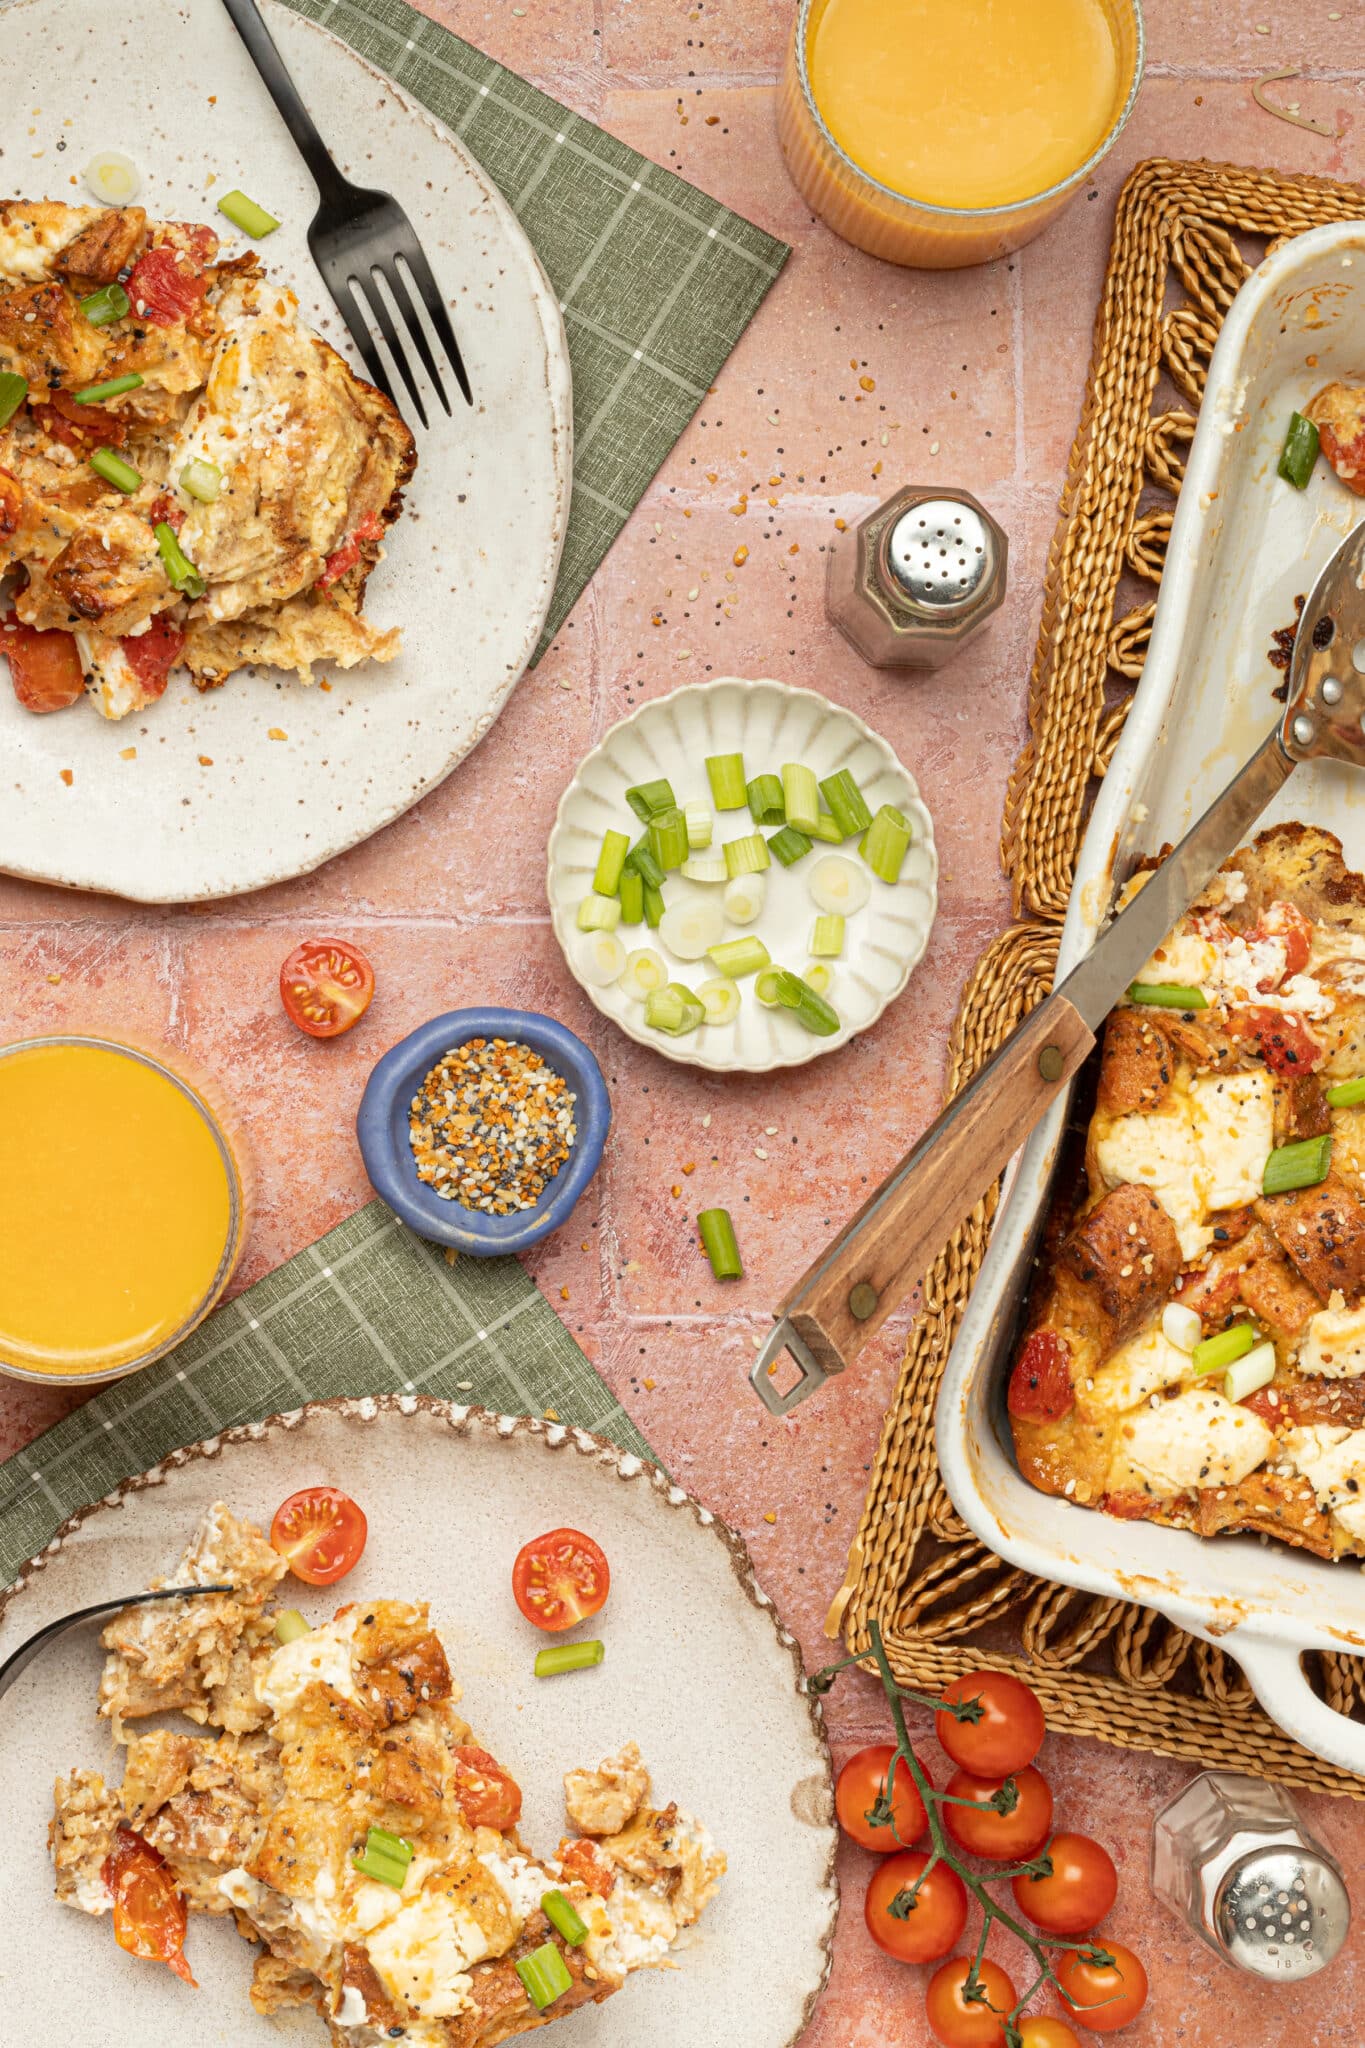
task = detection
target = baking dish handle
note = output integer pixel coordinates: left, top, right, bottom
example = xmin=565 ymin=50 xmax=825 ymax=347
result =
xmin=1235 ymin=1639 xmax=1365 ymax=1778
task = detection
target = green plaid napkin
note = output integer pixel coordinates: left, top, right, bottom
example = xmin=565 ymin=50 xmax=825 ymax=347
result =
xmin=284 ymin=0 xmax=789 ymax=655
xmin=0 ymin=1201 xmax=653 ymax=1590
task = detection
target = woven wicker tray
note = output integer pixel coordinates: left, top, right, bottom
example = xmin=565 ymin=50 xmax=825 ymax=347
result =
xmin=831 ymin=156 xmax=1365 ymax=1801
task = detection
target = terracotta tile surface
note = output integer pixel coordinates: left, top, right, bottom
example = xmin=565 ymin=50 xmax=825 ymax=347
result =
xmin=4 ymin=6 xmax=1365 ymax=2046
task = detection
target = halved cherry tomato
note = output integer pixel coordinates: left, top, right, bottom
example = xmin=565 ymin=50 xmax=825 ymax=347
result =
xmin=270 ymin=1487 xmax=367 ymax=1586
xmin=1017 ymin=2022 xmax=1081 ymax=2048
xmin=512 ymin=1526 xmax=610 ymax=1633
xmin=558 ymin=1836 xmax=616 ymax=1898
xmin=1229 ymin=1004 xmax=1323 ymax=1075
xmin=103 ymin=1826 xmax=195 ymax=1986
xmin=4 ymin=622 xmax=85 ymax=712
xmin=925 ymin=1956 xmax=1016 ymax=2048
xmin=33 ymin=391 xmax=129 ymax=450
xmin=1250 ymin=900 xmax=1313 ymax=981
xmin=279 ymin=938 xmax=375 ymax=1039
xmin=1012 ymin=1832 xmax=1117 ymax=1935
xmin=1007 ymin=1330 xmax=1074 ymax=1422
xmin=319 ymin=511 xmax=385 ymax=590
xmin=1052 ymin=1943 xmax=1148 ymax=2034
xmin=864 ymin=1850 xmax=968 ymax=1965
xmin=835 ymin=1743 xmax=929 ymax=1853
xmin=122 ymin=616 xmax=185 ymax=701
xmin=451 ymin=1744 xmax=522 ymax=1830
xmin=935 ymin=1670 xmax=1046 ymax=1777
xmin=127 ymin=243 xmax=208 ymax=326
xmin=943 ymin=1764 xmax=1053 ymax=1860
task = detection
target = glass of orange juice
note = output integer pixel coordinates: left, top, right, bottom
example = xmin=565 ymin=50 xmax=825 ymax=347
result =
xmin=779 ymin=0 xmax=1144 ymax=269
xmin=0 ymin=1037 xmax=246 ymax=1385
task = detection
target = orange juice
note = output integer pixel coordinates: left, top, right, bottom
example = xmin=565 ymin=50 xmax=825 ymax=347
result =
xmin=0 ymin=1039 xmax=241 ymax=1380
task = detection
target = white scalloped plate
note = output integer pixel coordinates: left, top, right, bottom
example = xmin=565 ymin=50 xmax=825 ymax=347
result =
xmin=547 ymin=679 xmax=938 ymax=1071
xmin=0 ymin=1398 xmax=836 ymax=2048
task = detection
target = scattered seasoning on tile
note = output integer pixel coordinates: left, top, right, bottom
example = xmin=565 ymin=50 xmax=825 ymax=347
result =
xmin=197 ymin=754 xmax=214 ymax=766
xmin=408 ymin=1037 xmax=577 ymax=1214
xmin=643 ymin=1377 xmax=656 ymax=1390
xmin=544 ymin=1408 xmax=561 ymax=1422
xmin=763 ymin=1511 xmax=777 ymax=1524
xmin=456 ymin=1380 xmax=473 ymax=1392
xmin=46 ymin=972 xmax=61 ymax=985
xmin=59 ymin=768 xmax=72 ymax=785
xmin=682 ymin=1161 xmax=696 ymax=1175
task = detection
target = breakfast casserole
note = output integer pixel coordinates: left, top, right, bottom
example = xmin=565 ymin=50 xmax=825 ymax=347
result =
xmin=1008 ymin=823 xmax=1365 ymax=1561
xmin=0 ymin=198 xmax=415 ymax=719
xmin=50 ymin=1505 xmax=725 ymax=2042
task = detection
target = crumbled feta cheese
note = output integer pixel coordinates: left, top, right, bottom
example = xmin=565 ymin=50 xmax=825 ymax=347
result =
xmin=1298 ymin=1302 xmax=1365 ymax=1379
xmin=1090 ymin=1327 xmax=1193 ymax=1411
xmin=1281 ymin=1425 xmax=1365 ymax=1541
xmin=1121 ymin=1387 xmax=1273 ymax=1494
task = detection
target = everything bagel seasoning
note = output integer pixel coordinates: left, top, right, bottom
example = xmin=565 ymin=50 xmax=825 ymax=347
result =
xmin=408 ymin=1038 xmax=577 ymax=1214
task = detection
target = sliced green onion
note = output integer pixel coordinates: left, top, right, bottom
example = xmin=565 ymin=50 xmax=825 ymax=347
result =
xmin=658 ymin=898 xmax=724 ymax=960
xmin=577 ymin=894 xmax=621 ymax=933
xmin=647 ymin=805 xmax=689 ymax=872
xmin=680 ymin=856 xmax=728 ymax=884
xmin=807 ymin=808 xmax=845 ymax=844
xmin=217 ymin=188 xmax=280 ymax=239
xmin=0 ymin=371 xmax=28 ymax=428
xmin=90 ymin=446 xmax=142 ymax=494
xmin=516 ymin=1940 xmax=574 ymax=2012
xmin=811 ymin=914 xmax=845 ymax=957
xmin=1327 ymin=1076 xmax=1365 ymax=1108
xmin=621 ymin=948 xmax=667 ymax=1001
xmin=1225 ymin=1341 xmax=1278 ymax=1403
xmin=768 ymin=824 xmax=812 ymax=867
xmin=593 ymin=828 xmax=630 ymax=897
xmin=643 ymin=883 xmax=665 ymax=930
xmin=698 ymin=1207 xmax=742 ymax=1279
xmin=618 ymin=868 xmax=644 ymax=926
xmin=773 ymin=968 xmax=840 ymax=1036
xmin=179 ymin=458 xmax=222 ymax=504
xmin=723 ymin=872 xmax=766 ymax=924
xmin=645 ymin=983 xmax=705 ymax=1035
xmin=697 ymin=976 xmax=740 ymax=1025
xmin=624 ymin=838 xmax=665 ymax=891
xmin=1162 ymin=1301 xmax=1203 ymax=1353
xmin=1278 ymin=410 xmax=1319 ymax=490
xmin=79 ymin=281 xmax=131 ymax=328
xmin=781 ymin=762 xmax=820 ymax=833
xmin=819 ymin=768 xmax=873 ymax=838
xmin=707 ymin=935 xmax=770 ymax=978
xmin=861 ymin=803 xmax=913 ymax=884
xmin=705 ymin=751 xmax=747 ymax=809
xmin=755 ymin=967 xmax=784 ymax=1006
xmin=574 ymin=931 xmax=627 ymax=987
xmin=684 ymin=800 xmax=713 ymax=850
xmin=534 ymin=1639 xmax=606 ymax=1678
xmin=541 ymin=1891 xmax=589 ymax=1947
xmin=353 ymin=1825 xmax=413 ymax=1889
xmin=625 ymin=777 xmax=676 ymax=822
xmin=809 ymin=853 xmax=870 ymax=916
xmin=1192 ymin=1322 xmax=1256 ymax=1376
xmin=723 ymin=832 xmax=770 ymax=879
xmin=273 ymin=1608 xmax=310 ymax=1645
xmin=1263 ymin=1134 xmax=1333 ymax=1196
xmin=747 ymin=773 xmax=785 ymax=826
xmin=155 ymin=520 xmax=206 ymax=598
xmin=1126 ymin=982 xmax=1209 ymax=1010
xmin=72 ymin=371 xmax=143 ymax=405
xmin=801 ymin=960 xmax=834 ymax=997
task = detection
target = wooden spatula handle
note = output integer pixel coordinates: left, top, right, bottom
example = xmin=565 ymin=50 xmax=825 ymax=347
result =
xmin=776 ymin=993 xmax=1094 ymax=1376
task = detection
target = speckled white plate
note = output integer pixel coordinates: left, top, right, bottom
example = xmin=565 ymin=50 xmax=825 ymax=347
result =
xmin=0 ymin=0 xmax=571 ymax=902
xmin=547 ymin=678 xmax=938 ymax=1071
xmin=0 ymin=1398 xmax=836 ymax=2047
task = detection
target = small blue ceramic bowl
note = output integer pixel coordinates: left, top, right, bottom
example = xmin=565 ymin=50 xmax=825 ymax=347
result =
xmin=356 ymin=1008 xmax=610 ymax=1256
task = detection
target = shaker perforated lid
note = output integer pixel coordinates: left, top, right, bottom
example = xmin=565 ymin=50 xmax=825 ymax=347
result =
xmin=1212 ymin=1843 xmax=1350 ymax=1980
xmin=885 ymin=497 xmax=995 ymax=611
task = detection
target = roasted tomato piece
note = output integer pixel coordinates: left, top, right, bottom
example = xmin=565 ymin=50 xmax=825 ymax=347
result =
xmin=279 ymin=938 xmax=376 ymax=1038
xmin=270 ymin=1486 xmax=367 ymax=1586
xmin=4 ymin=622 xmax=85 ymax=712
xmin=557 ymin=1836 xmax=616 ymax=1898
xmin=33 ymin=391 xmax=128 ymax=451
xmin=147 ymin=491 xmax=185 ymax=534
xmin=127 ymin=243 xmax=208 ymax=326
xmin=103 ymin=1827 xmax=196 ymax=1986
xmin=1007 ymin=1329 xmax=1074 ymax=1422
xmin=512 ymin=1527 xmax=611 ymax=1633
xmin=451 ymin=1745 xmax=522 ymax=1830
xmin=319 ymin=511 xmax=385 ymax=590
xmin=121 ymin=616 xmax=185 ymax=701
xmin=1250 ymin=900 xmax=1313 ymax=980
xmin=1229 ymin=1005 xmax=1324 ymax=1074
xmin=1307 ymin=382 xmax=1365 ymax=495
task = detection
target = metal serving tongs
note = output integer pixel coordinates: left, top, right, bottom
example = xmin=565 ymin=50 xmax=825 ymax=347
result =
xmin=753 ymin=519 xmax=1365 ymax=1416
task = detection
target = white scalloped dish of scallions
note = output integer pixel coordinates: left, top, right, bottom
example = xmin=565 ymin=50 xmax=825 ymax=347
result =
xmin=547 ymin=680 xmax=938 ymax=1073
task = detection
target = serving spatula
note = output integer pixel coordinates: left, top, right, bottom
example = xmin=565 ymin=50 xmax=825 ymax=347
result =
xmin=752 ymin=518 xmax=1365 ymax=1415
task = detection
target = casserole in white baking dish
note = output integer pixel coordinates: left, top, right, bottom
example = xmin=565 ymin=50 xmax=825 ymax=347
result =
xmin=937 ymin=221 xmax=1365 ymax=1774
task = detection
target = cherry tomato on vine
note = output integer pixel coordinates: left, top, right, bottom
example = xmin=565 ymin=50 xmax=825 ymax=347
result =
xmin=925 ymin=1956 xmax=1016 ymax=2047
xmin=1053 ymin=1943 xmax=1148 ymax=2034
xmin=270 ymin=1487 xmax=367 ymax=1585
xmin=1012 ymin=1832 xmax=1117 ymax=1936
xmin=936 ymin=1670 xmax=1046 ymax=1776
xmin=942 ymin=1764 xmax=1053 ymax=1861
xmin=512 ymin=1527 xmax=610 ymax=1632
xmin=1016 ymin=2021 xmax=1082 ymax=2048
xmin=835 ymin=1744 xmax=929 ymax=1853
xmin=864 ymin=1850 xmax=968 ymax=1964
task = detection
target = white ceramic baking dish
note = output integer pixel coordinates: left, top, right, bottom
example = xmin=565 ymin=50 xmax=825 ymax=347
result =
xmin=937 ymin=221 xmax=1365 ymax=1774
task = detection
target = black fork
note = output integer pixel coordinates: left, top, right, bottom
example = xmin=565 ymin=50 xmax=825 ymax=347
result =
xmin=221 ymin=0 xmax=473 ymax=426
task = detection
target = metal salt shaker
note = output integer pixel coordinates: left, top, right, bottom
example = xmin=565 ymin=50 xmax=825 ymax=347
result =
xmin=825 ymin=484 xmax=1008 ymax=671
xmin=1151 ymin=1770 xmax=1350 ymax=1979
